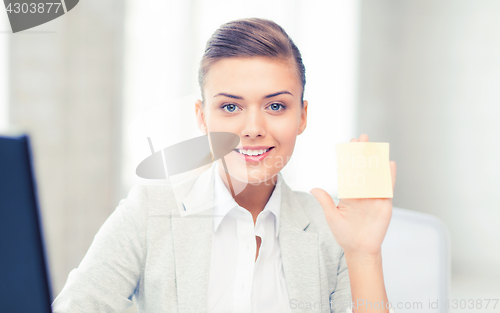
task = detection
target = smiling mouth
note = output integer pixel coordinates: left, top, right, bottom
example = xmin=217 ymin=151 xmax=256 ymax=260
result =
xmin=234 ymin=147 xmax=273 ymax=156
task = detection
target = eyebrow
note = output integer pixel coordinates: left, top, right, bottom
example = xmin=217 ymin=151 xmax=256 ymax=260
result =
xmin=213 ymin=90 xmax=293 ymax=100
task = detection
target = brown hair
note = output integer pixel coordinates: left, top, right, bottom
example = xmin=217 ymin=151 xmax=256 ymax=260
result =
xmin=198 ymin=17 xmax=306 ymax=106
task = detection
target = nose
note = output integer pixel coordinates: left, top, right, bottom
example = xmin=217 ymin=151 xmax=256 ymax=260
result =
xmin=240 ymin=107 xmax=266 ymax=139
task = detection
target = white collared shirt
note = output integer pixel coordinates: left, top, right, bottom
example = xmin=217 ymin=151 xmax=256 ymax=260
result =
xmin=207 ymin=162 xmax=292 ymax=313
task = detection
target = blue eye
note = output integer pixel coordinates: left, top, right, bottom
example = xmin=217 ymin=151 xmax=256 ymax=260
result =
xmin=222 ymin=104 xmax=239 ymax=113
xmin=269 ymin=103 xmax=285 ymax=111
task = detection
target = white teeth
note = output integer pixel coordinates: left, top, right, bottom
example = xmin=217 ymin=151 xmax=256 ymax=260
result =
xmin=237 ymin=148 xmax=270 ymax=156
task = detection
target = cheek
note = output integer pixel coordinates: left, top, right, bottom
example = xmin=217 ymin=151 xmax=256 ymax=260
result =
xmin=280 ymin=134 xmax=298 ymax=156
xmin=205 ymin=113 xmax=237 ymax=132
xmin=205 ymin=107 xmax=249 ymax=130
xmin=273 ymin=119 xmax=300 ymax=149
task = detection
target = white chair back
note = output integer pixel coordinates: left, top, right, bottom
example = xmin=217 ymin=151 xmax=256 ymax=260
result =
xmin=381 ymin=207 xmax=451 ymax=313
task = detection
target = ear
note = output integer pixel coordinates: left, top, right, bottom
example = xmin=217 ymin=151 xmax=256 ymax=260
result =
xmin=195 ymin=99 xmax=207 ymax=135
xmin=298 ymin=100 xmax=308 ymax=135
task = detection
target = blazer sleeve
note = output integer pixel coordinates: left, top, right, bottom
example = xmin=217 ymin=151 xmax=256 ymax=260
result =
xmin=52 ymin=184 xmax=148 ymax=313
xmin=331 ymin=253 xmax=396 ymax=313
xmin=329 ymin=251 xmax=353 ymax=313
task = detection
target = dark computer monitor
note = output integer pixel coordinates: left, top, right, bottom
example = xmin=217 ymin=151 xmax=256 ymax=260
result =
xmin=0 ymin=134 xmax=53 ymax=313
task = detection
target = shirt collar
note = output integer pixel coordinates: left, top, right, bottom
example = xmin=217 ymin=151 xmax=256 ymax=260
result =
xmin=212 ymin=162 xmax=282 ymax=238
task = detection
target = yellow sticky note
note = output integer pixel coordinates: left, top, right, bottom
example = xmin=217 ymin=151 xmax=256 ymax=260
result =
xmin=336 ymin=142 xmax=393 ymax=199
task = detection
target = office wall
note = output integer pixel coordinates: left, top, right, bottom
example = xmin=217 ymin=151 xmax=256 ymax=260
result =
xmin=7 ymin=0 xmax=126 ymax=297
xmin=0 ymin=14 xmax=8 ymax=128
xmin=357 ymin=0 xmax=500 ymax=300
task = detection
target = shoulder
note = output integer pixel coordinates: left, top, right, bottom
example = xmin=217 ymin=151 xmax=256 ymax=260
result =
xmin=126 ymin=182 xmax=175 ymax=199
xmin=123 ymin=181 xmax=179 ymax=216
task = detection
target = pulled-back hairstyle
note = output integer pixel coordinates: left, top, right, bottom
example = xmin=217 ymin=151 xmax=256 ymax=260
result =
xmin=198 ymin=17 xmax=306 ymax=106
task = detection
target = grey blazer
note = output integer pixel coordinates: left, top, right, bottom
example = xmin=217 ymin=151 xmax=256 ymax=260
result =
xmin=52 ymin=163 xmax=352 ymax=313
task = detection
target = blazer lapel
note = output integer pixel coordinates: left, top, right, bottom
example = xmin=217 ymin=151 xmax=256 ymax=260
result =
xmin=279 ymin=180 xmax=322 ymax=312
xmin=171 ymin=163 xmax=216 ymax=313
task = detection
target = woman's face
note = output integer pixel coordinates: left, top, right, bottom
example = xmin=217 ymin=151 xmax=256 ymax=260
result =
xmin=195 ymin=56 xmax=308 ymax=186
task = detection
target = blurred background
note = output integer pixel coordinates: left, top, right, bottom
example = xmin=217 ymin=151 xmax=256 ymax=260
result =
xmin=1 ymin=0 xmax=499 ymax=312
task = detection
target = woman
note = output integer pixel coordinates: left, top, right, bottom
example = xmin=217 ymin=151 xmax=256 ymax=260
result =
xmin=53 ymin=18 xmax=397 ymax=313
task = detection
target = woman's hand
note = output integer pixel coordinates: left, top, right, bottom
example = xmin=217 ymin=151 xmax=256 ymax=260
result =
xmin=310 ymin=134 xmax=397 ymax=258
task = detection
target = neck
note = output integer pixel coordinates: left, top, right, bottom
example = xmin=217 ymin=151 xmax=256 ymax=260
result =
xmin=217 ymin=165 xmax=277 ymax=222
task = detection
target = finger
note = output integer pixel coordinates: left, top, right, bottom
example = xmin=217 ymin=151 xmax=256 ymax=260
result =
xmin=310 ymin=188 xmax=340 ymax=220
xmin=349 ymin=137 xmax=358 ymax=143
xmin=390 ymin=161 xmax=397 ymax=191
xmin=359 ymin=134 xmax=369 ymax=142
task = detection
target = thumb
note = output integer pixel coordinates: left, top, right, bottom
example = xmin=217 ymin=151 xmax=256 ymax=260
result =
xmin=310 ymin=188 xmax=340 ymax=221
